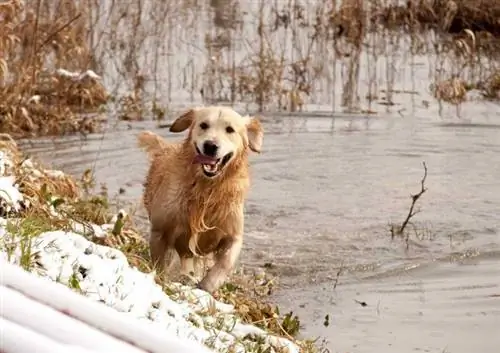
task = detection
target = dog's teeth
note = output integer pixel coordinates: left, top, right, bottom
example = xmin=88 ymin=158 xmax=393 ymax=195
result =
xmin=203 ymin=164 xmax=217 ymax=173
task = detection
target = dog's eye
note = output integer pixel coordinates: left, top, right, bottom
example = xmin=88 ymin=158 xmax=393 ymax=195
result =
xmin=226 ymin=126 xmax=235 ymax=133
xmin=199 ymin=122 xmax=209 ymax=130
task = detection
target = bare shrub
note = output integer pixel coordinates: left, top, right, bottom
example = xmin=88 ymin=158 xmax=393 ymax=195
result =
xmin=193 ymin=0 xmax=500 ymax=114
xmin=431 ymin=76 xmax=468 ymax=104
xmin=1 ymin=0 xmax=500 ymax=138
xmin=374 ymin=0 xmax=500 ymax=36
xmin=0 ymin=0 xmax=109 ymax=137
xmin=482 ymin=69 xmax=500 ymax=99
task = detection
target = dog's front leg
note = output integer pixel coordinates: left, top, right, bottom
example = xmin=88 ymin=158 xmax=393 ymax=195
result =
xmin=197 ymin=235 xmax=243 ymax=293
xmin=149 ymin=228 xmax=167 ymax=272
xmin=149 ymin=227 xmax=176 ymax=277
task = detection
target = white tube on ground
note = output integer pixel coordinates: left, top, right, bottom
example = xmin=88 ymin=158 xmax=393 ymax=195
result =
xmin=0 ymin=316 xmax=102 ymax=353
xmin=0 ymin=285 xmax=145 ymax=353
xmin=0 ymin=259 xmax=214 ymax=353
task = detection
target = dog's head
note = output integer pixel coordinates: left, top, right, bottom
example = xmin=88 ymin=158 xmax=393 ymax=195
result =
xmin=169 ymin=106 xmax=263 ymax=178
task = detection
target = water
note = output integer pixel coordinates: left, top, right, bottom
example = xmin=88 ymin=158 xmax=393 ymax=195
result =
xmin=277 ymin=254 xmax=500 ymax=353
xmin=17 ymin=0 xmax=500 ymax=350
xmin=19 ymin=102 xmax=500 ymax=352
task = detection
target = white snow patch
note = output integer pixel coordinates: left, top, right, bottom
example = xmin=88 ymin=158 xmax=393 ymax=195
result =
xmin=56 ymin=68 xmax=102 ymax=82
xmin=0 ymin=176 xmax=23 ymax=212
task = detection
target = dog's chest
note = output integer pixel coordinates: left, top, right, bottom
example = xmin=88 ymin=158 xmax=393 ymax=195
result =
xmin=179 ymin=185 xmax=241 ymax=223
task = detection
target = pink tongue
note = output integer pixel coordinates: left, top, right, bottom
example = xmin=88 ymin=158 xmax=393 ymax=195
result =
xmin=193 ymin=154 xmax=217 ymax=165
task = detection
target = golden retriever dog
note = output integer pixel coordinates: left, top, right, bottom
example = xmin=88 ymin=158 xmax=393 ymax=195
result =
xmin=137 ymin=106 xmax=263 ymax=293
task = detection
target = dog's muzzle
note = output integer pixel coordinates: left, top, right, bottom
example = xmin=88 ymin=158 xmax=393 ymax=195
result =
xmin=193 ymin=144 xmax=233 ymax=178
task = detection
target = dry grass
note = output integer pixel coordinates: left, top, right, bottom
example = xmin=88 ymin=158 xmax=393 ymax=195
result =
xmin=1 ymin=0 xmax=499 ymax=139
xmin=483 ymin=69 xmax=500 ymax=99
xmin=196 ymin=0 xmax=500 ymax=113
xmin=0 ymin=0 xmax=110 ymax=137
xmin=0 ymin=136 xmax=105 ymax=225
xmin=431 ymin=76 xmax=468 ymax=104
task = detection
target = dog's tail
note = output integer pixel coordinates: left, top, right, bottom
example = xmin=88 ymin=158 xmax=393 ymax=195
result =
xmin=137 ymin=131 xmax=167 ymax=158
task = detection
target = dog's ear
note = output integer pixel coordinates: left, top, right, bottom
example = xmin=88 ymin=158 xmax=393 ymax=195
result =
xmin=170 ymin=109 xmax=196 ymax=133
xmin=246 ymin=116 xmax=264 ymax=153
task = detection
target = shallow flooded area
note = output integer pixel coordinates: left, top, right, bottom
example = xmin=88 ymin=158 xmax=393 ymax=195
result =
xmin=276 ymin=254 xmax=500 ymax=353
xmin=19 ymin=100 xmax=500 ymax=352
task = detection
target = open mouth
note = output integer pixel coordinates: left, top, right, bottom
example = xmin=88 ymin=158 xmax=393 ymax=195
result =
xmin=194 ymin=145 xmax=233 ymax=178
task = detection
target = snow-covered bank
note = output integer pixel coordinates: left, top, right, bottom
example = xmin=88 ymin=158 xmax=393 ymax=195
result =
xmin=0 ymin=139 xmax=300 ymax=353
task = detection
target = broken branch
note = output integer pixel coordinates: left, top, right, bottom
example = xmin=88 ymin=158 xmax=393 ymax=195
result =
xmin=391 ymin=161 xmax=428 ymax=238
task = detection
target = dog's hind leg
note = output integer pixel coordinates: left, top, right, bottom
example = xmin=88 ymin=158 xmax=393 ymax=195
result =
xmin=178 ymin=256 xmax=201 ymax=286
xmin=197 ymin=236 xmax=242 ymax=293
xmin=179 ymin=257 xmax=195 ymax=276
xmin=180 ymin=256 xmax=206 ymax=279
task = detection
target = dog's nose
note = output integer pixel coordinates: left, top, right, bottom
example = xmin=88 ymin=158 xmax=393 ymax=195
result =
xmin=203 ymin=140 xmax=218 ymax=157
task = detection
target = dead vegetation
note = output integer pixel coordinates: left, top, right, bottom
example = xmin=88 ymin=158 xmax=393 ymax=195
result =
xmin=0 ymin=135 xmax=109 ymax=227
xmin=375 ymin=0 xmax=500 ymax=36
xmin=390 ymin=161 xmax=430 ymax=249
xmin=200 ymin=0 xmax=500 ymax=113
xmin=0 ymin=0 xmax=109 ymax=137
xmin=482 ymin=69 xmax=500 ymax=99
xmin=0 ymin=0 xmax=498 ymax=136
xmin=1 ymin=0 xmax=499 ymax=138
xmin=431 ymin=76 xmax=469 ymax=104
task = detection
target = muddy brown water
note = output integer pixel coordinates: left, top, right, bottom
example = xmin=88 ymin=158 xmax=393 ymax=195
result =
xmin=19 ymin=104 xmax=500 ymax=352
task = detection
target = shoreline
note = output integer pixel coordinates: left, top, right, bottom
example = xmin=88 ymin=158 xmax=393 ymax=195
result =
xmin=0 ymin=137 xmax=316 ymax=353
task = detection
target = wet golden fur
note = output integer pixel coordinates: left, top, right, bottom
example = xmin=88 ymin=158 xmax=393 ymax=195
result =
xmin=137 ymin=106 xmax=263 ymax=292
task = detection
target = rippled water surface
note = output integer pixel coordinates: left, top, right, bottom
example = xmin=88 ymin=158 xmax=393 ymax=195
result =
xmin=276 ymin=253 xmax=500 ymax=353
xmin=20 ymin=106 xmax=500 ymax=351
xmin=21 ymin=108 xmax=500 ymax=276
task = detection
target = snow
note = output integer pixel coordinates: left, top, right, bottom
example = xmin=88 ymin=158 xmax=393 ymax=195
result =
xmin=56 ymin=68 xmax=102 ymax=82
xmin=0 ymin=175 xmax=23 ymax=212
xmin=0 ymin=146 xmax=299 ymax=353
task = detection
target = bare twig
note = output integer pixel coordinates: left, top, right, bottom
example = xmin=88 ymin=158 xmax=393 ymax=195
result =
xmin=39 ymin=13 xmax=83 ymax=50
xmin=332 ymin=263 xmax=344 ymax=290
xmin=391 ymin=162 xmax=428 ymax=238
